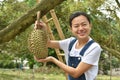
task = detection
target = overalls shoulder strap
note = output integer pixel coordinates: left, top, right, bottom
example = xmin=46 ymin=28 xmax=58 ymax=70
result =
xmin=68 ymin=38 xmax=77 ymax=52
xmin=80 ymin=40 xmax=94 ymax=56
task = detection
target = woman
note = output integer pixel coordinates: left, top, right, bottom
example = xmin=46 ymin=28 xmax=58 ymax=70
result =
xmin=34 ymin=11 xmax=102 ymax=80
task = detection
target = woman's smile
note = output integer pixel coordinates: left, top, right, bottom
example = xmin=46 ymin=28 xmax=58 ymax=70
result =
xmin=77 ymin=30 xmax=86 ymax=36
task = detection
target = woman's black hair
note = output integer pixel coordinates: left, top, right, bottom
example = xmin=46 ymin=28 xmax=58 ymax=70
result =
xmin=69 ymin=11 xmax=91 ymax=27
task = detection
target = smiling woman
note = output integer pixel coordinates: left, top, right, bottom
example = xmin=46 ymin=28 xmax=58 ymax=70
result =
xmin=34 ymin=11 xmax=102 ymax=80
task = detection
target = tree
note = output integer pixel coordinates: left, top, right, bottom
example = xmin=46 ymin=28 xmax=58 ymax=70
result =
xmin=0 ymin=0 xmax=66 ymax=43
xmin=0 ymin=0 xmax=66 ymax=68
xmin=0 ymin=0 xmax=120 ymax=61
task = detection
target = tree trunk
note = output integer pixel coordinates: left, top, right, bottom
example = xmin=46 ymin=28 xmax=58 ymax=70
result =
xmin=0 ymin=0 xmax=66 ymax=43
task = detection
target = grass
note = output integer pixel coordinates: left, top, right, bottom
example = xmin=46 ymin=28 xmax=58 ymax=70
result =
xmin=96 ymin=75 xmax=120 ymax=80
xmin=0 ymin=67 xmax=66 ymax=80
xmin=0 ymin=67 xmax=120 ymax=80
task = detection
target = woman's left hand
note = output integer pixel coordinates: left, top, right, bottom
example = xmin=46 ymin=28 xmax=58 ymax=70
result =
xmin=34 ymin=56 xmax=55 ymax=63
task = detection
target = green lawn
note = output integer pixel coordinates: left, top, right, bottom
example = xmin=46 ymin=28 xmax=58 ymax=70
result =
xmin=0 ymin=68 xmax=66 ymax=80
xmin=96 ymin=75 xmax=120 ymax=80
xmin=0 ymin=68 xmax=120 ymax=80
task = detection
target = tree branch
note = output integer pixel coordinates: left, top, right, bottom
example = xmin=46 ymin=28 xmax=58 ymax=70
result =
xmin=102 ymin=46 xmax=120 ymax=61
xmin=0 ymin=0 xmax=66 ymax=43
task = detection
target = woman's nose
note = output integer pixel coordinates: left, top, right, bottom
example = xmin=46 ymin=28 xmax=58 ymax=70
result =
xmin=78 ymin=25 xmax=83 ymax=30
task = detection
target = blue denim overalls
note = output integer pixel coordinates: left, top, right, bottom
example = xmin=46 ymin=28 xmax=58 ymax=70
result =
xmin=68 ymin=38 xmax=94 ymax=80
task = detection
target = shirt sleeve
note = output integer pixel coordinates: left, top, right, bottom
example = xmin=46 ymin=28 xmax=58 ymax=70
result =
xmin=58 ymin=37 xmax=75 ymax=64
xmin=59 ymin=37 xmax=75 ymax=52
xmin=82 ymin=43 xmax=102 ymax=66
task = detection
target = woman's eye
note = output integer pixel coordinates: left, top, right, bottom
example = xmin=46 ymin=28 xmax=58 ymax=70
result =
xmin=82 ymin=24 xmax=87 ymax=27
xmin=72 ymin=25 xmax=78 ymax=28
xmin=74 ymin=26 xmax=79 ymax=28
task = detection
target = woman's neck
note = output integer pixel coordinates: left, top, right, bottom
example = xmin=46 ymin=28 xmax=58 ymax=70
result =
xmin=75 ymin=37 xmax=90 ymax=49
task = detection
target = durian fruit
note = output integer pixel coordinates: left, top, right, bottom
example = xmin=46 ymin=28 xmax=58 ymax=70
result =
xmin=28 ymin=29 xmax=48 ymax=59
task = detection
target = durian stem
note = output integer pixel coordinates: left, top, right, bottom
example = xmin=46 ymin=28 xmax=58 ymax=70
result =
xmin=37 ymin=11 xmax=41 ymax=22
xmin=37 ymin=0 xmax=41 ymax=22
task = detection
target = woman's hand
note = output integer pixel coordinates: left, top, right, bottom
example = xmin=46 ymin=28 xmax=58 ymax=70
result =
xmin=34 ymin=56 xmax=55 ymax=63
xmin=34 ymin=20 xmax=47 ymax=30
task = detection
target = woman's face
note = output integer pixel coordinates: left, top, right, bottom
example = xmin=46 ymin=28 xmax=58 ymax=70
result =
xmin=71 ymin=15 xmax=91 ymax=40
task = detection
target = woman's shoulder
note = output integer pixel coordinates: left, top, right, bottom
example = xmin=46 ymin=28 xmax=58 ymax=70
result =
xmin=61 ymin=37 xmax=76 ymax=42
xmin=89 ymin=38 xmax=102 ymax=50
xmin=67 ymin=36 xmax=76 ymax=40
xmin=59 ymin=37 xmax=76 ymax=48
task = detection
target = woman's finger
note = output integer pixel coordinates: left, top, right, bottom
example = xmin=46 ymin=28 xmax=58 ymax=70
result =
xmin=34 ymin=56 xmax=47 ymax=62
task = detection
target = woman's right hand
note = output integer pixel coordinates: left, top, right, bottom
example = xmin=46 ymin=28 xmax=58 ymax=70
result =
xmin=34 ymin=20 xmax=47 ymax=30
xmin=34 ymin=56 xmax=55 ymax=63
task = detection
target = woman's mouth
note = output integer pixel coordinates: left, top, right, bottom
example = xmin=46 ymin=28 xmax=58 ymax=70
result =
xmin=77 ymin=31 xmax=86 ymax=36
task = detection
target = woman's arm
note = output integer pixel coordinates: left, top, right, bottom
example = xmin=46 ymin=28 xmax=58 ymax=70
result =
xmin=35 ymin=56 xmax=92 ymax=78
xmin=47 ymin=40 xmax=60 ymax=49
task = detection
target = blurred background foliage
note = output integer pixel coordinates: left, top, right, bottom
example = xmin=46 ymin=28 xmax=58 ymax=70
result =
xmin=0 ymin=0 xmax=120 ymax=74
